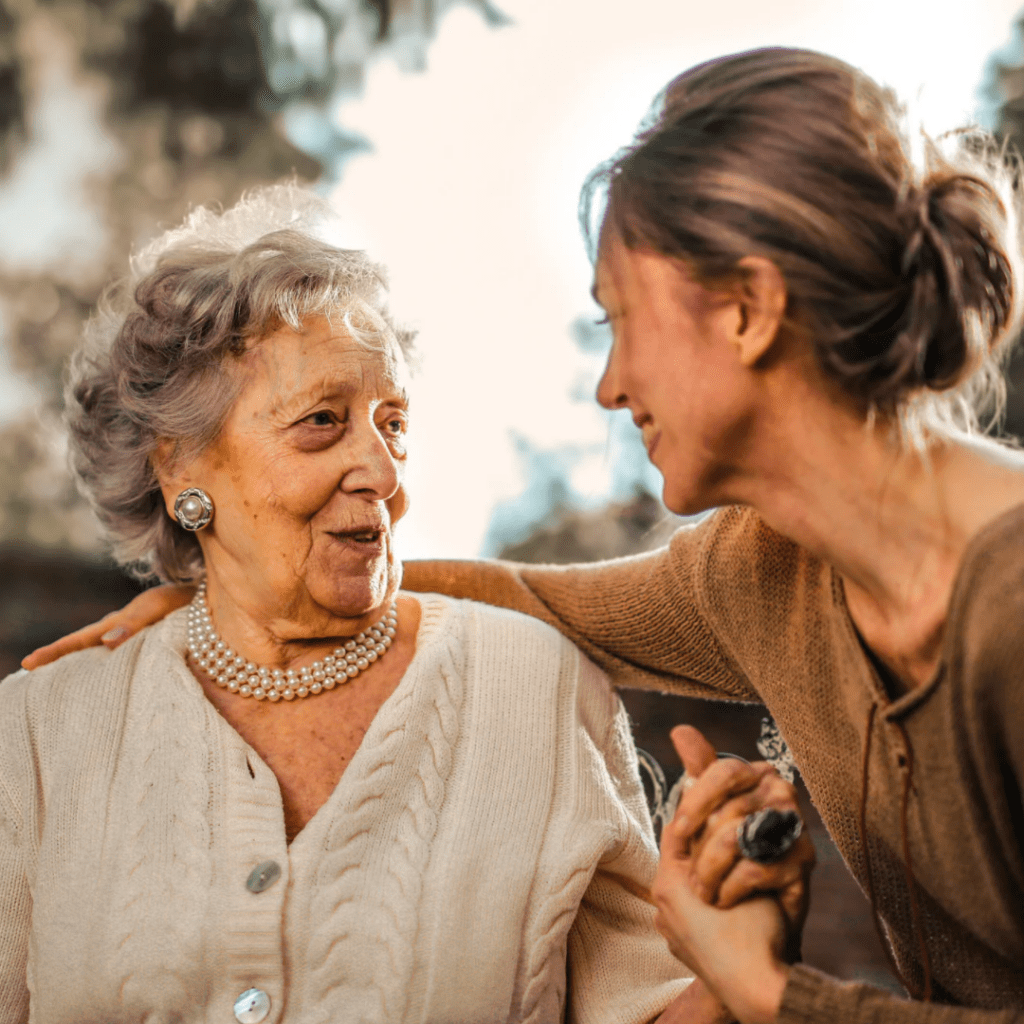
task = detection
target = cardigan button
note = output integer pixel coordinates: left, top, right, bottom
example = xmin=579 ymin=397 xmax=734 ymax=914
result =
xmin=246 ymin=860 xmax=282 ymax=893
xmin=234 ymin=988 xmax=271 ymax=1023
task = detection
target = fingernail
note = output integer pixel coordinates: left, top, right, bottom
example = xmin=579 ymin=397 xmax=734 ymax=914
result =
xmin=101 ymin=626 xmax=130 ymax=645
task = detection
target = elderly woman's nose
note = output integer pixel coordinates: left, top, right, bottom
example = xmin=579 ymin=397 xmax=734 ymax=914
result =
xmin=341 ymin=423 xmax=401 ymax=496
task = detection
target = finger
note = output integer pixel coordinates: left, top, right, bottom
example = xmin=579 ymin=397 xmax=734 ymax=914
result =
xmin=676 ymin=758 xmax=775 ymax=841
xmin=697 ymin=774 xmax=791 ymax=846
xmin=715 ymin=853 xmax=807 ymax=909
xmin=21 ymin=613 xmax=120 ymax=669
xmin=670 ymin=724 xmax=717 ymax=779
xmin=21 ymin=584 xmax=195 ymax=669
xmin=688 ymin=813 xmax=743 ymax=903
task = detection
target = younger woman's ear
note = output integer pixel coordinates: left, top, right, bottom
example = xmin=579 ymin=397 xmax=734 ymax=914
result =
xmin=729 ymin=256 xmax=787 ymax=367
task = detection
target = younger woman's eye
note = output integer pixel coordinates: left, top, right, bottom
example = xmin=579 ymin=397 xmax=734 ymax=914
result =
xmin=594 ymin=314 xmax=610 ymax=326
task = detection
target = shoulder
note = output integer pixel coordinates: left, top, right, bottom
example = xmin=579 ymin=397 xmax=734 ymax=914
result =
xmin=417 ymin=592 xmax=619 ymax=730
xmin=421 ymin=591 xmax=591 ymax=663
xmin=948 ymin=504 xmax=1024 ymax=693
xmin=0 ymin=625 xmax=162 ymax=800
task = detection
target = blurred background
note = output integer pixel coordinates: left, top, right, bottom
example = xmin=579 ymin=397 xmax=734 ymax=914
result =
xmin=4 ymin=0 xmax=1024 ymax=993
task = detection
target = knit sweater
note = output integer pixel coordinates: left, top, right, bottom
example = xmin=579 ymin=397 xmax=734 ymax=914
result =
xmin=0 ymin=593 xmax=690 ymax=1024
xmin=402 ymin=503 xmax=1024 ymax=1023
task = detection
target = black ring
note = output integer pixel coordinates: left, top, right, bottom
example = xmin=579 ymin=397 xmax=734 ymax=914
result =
xmin=736 ymin=808 xmax=803 ymax=865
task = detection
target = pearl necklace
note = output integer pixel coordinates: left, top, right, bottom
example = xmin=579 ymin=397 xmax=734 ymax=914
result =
xmin=186 ymin=584 xmax=398 ymax=702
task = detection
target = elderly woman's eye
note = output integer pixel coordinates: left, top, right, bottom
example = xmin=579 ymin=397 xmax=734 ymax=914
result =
xmin=382 ymin=415 xmax=407 ymax=436
xmin=304 ymin=411 xmax=337 ymax=427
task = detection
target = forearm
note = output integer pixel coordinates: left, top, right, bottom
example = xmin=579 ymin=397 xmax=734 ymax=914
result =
xmin=402 ymin=540 xmax=759 ymax=703
xmin=778 ymin=965 xmax=1023 ymax=1024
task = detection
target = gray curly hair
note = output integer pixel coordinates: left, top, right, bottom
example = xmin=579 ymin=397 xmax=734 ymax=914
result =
xmin=66 ymin=184 xmax=413 ymax=583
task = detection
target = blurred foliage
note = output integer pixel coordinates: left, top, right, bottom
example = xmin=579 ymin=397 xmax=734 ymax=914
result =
xmin=984 ymin=15 xmax=1024 ymax=441
xmin=0 ymin=0 xmax=503 ymax=555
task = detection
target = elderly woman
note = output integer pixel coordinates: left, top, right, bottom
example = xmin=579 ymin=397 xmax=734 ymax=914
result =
xmin=0 ymin=187 xmax=697 ymax=1022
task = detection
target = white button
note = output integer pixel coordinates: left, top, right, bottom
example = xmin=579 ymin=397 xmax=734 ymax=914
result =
xmin=234 ymin=988 xmax=271 ymax=1023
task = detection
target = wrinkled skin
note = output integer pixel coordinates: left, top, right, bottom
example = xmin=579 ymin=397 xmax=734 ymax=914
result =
xmin=153 ymin=315 xmax=412 ymax=666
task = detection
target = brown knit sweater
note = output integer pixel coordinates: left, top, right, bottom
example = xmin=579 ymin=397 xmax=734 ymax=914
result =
xmin=402 ymin=503 xmax=1024 ymax=1023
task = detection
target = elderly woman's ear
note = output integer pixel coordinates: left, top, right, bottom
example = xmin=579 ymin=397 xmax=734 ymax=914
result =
xmin=151 ymin=440 xmax=210 ymax=530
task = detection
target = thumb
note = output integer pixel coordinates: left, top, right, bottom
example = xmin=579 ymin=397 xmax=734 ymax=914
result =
xmin=670 ymin=724 xmax=717 ymax=780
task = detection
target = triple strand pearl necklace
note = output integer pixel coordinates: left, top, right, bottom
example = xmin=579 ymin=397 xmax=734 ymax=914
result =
xmin=186 ymin=583 xmax=398 ymax=702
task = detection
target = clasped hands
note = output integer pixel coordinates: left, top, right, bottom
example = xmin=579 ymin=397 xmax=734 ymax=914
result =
xmin=654 ymin=725 xmax=815 ymax=1024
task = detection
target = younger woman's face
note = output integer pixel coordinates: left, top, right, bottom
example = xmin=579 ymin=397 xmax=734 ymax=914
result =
xmin=594 ymin=236 xmax=760 ymax=515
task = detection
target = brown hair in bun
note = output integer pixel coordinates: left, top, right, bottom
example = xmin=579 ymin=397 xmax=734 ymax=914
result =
xmin=584 ymin=47 xmax=1023 ymax=432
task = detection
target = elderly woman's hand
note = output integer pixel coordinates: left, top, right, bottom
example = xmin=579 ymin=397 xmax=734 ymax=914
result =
xmin=667 ymin=726 xmax=815 ymax=952
xmin=21 ymin=584 xmax=195 ymax=669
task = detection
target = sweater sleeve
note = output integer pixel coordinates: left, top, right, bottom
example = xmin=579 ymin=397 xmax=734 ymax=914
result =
xmin=402 ymin=510 xmax=759 ymax=702
xmin=0 ymin=678 xmax=31 ymax=1024
xmin=779 ymin=966 xmax=1023 ymax=1024
xmin=565 ymin=656 xmax=692 ymax=1024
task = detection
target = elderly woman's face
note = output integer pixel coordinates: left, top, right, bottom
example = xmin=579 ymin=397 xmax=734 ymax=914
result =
xmin=165 ymin=315 xmax=410 ymax=636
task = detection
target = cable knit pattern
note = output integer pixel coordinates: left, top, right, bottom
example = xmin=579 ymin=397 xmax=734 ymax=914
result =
xmin=305 ymin=600 xmax=466 ymax=1021
xmin=111 ymin=648 xmax=214 ymax=1018
xmin=0 ymin=594 xmax=689 ymax=1024
xmin=518 ymin=857 xmax=598 ymax=1023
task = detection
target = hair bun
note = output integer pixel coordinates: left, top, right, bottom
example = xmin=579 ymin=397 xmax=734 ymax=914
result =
xmin=892 ymin=164 xmax=1017 ymax=399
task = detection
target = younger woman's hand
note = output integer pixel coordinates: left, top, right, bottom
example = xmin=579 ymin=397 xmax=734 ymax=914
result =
xmin=667 ymin=725 xmax=815 ymax=947
xmin=652 ymin=852 xmax=789 ymax=1024
xmin=21 ymin=584 xmax=195 ymax=669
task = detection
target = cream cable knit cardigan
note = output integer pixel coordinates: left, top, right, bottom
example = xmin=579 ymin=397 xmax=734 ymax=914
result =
xmin=0 ymin=594 xmax=689 ymax=1024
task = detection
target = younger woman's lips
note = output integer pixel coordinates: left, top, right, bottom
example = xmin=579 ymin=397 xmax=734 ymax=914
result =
xmin=645 ymin=431 xmax=661 ymax=459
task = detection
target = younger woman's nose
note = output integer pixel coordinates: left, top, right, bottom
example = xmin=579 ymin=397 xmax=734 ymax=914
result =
xmin=596 ymin=344 xmax=628 ymax=411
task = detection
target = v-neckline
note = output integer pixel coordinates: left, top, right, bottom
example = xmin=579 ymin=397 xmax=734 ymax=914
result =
xmin=163 ymin=593 xmax=444 ymax=851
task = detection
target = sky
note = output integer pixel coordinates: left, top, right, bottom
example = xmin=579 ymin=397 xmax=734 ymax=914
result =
xmin=326 ymin=0 xmax=1024 ymax=558
xmin=1 ymin=0 xmax=1023 ymax=559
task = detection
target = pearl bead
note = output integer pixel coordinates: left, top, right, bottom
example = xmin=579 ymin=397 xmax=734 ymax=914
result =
xmin=322 ymin=677 xmax=335 ymax=690
xmin=282 ymin=689 xmax=295 ymax=701
xmin=310 ymin=682 xmax=323 ymax=694
xmin=180 ymin=495 xmax=203 ymax=519
xmin=267 ymin=690 xmax=281 ymax=702
xmin=297 ymin=686 xmax=309 ymax=698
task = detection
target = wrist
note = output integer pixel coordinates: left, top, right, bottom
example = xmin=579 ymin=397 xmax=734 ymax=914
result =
xmin=730 ymin=960 xmax=789 ymax=1024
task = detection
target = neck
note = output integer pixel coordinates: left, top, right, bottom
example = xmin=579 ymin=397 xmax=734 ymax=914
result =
xmin=720 ymin=390 xmax=1024 ymax=685
xmin=198 ymin=577 xmax=396 ymax=671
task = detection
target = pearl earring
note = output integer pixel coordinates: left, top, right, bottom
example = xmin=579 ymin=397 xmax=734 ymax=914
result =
xmin=174 ymin=488 xmax=214 ymax=531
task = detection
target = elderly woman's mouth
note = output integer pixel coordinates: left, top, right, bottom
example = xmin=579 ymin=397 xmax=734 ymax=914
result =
xmin=330 ymin=528 xmax=385 ymax=548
